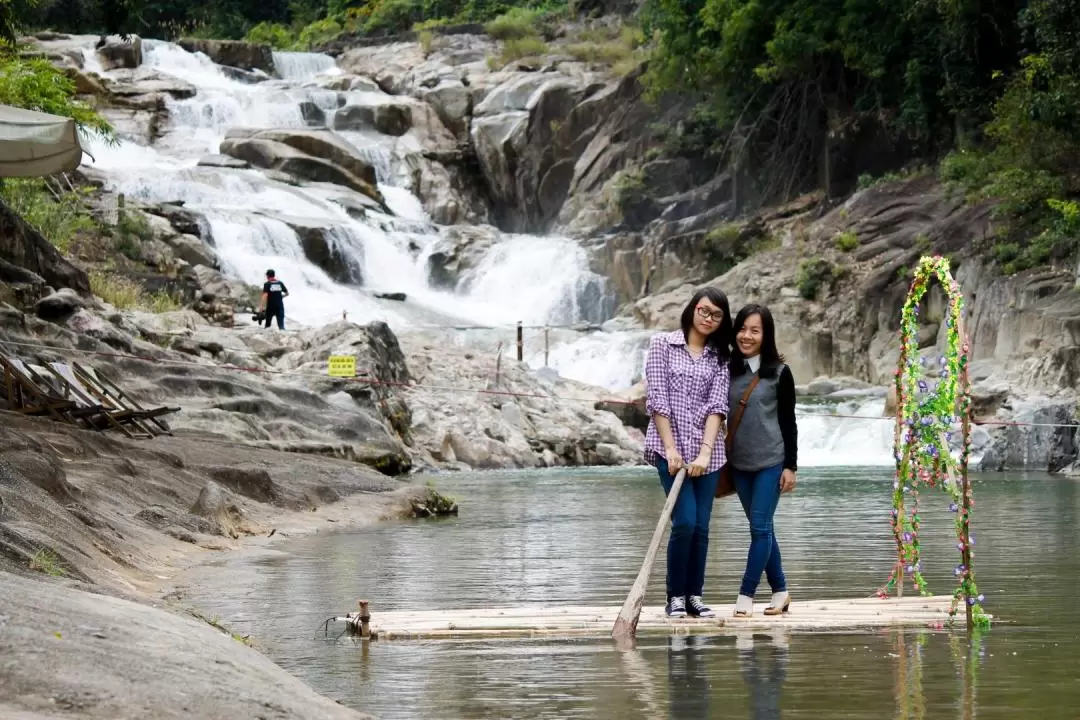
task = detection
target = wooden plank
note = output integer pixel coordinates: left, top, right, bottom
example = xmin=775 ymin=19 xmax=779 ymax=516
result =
xmin=357 ymin=596 xmax=971 ymax=641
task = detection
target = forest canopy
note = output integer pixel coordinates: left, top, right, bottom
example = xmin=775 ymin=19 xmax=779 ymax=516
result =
xmin=3 ymin=0 xmax=1080 ymax=272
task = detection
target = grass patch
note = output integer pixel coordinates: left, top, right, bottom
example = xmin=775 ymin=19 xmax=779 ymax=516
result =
xmin=113 ymin=210 xmax=155 ymax=260
xmin=484 ymin=7 xmax=545 ymax=40
xmin=702 ymin=221 xmax=779 ymax=277
xmin=856 ymin=165 xmax=930 ymax=191
xmin=796 ymin=257 xmax=839 ymax=300
xmin=0 ymin=177 xmax=95 ymax=253
xmin=489 ymin=35 xmax=550 ymax=69
xmin=89 ymin=270 xmax=181 ymax=312
xmin=29 ymin=548 xmax=67 ymax=577
xmin=565 ymin=23 xmax=645 ymax=74
xmin=834 ymin=230 xmax=858 ymax=252
xmin=90 ymin=270 xmax=143 ymax=309
xmin=417 ymin=29 xmax=435 ymax=55
xmin=186 ymin=607 xmax=253 ymax=646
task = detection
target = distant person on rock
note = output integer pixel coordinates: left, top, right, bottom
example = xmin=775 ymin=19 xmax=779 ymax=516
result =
xmin=260 ymin=269 xmax=289 ymax=330
xmin=644 ymin=286 xmax=733 ymax=619
xmin=727 ymin=304 xmax=798 ymax=619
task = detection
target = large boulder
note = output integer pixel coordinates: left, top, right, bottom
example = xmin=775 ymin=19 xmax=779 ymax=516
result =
xmin=334 ymin=102 xmax=413 ymax=137
xmin=95 ymin=35 xmax=142 ymax=70
xmin=177 ymin=38 xmax=275 ymax=74
xmin=219 ymin=131 xmax=385 ymax=207
xmin=224 ymin=128 xmax=377 ymax=187
xmin=105 ymin=67 xmax=197 ymax=101
xmin=425 ymin=225 xmax=500 ymax=289
xmin=0 ymin=198 xmax=90 ymax=296
xmin=278 ymin=216 xmax=364 ymax=285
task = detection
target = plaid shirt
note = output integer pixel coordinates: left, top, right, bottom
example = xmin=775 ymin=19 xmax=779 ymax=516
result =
xmin=643 ymin=330 xmax=730 ymax=473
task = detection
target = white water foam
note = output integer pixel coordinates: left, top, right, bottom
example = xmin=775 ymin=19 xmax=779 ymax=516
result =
xmin=78 ymin=38 xmax=610 ymax=334
xmin=272 ymin=51 xmax=341 ymax=81
xmin=799 ymin=398 xmax=895 ymax=466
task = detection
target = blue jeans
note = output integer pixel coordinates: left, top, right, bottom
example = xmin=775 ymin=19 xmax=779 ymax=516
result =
xmin=264 ymin=305 xmax=285 ymax=330
xmin=657 ymin=457 xmax=720 ymax=598
xmin=733 ymin=463 xmax=787 ymax=597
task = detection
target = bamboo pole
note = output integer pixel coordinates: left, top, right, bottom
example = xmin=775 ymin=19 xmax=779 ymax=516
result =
xmin=612 ymin=468 xmax=687 ymax=641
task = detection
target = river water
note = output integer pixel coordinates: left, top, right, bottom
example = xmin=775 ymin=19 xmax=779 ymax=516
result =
xmin=186 ymin=466 xmax=1080 ymax=718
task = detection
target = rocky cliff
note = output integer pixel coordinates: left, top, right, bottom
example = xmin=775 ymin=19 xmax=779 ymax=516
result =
xmin=16 ymin=27 xmax=1080 ymax=473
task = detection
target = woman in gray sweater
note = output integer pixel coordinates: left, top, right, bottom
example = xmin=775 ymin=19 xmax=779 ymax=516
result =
xmin=727 ymin=304 xmax=798 ymax=617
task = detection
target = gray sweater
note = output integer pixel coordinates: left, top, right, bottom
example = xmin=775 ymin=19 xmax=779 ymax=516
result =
xmin=728 ymin=361 xmax=798 ymax=472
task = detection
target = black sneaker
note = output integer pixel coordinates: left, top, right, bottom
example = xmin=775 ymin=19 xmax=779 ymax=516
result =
xmin=666 ymin=596 xmax=687 ymax=617
xmin=687 ymin=595 xmax=715 ymax=618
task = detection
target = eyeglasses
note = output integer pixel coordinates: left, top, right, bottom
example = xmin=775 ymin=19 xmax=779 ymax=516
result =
xmin=695 ymin=306 xmax=724 ymax=323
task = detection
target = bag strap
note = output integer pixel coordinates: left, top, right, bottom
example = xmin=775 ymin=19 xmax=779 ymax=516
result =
xmin=725 ymin=374 xmax=761 ymax=452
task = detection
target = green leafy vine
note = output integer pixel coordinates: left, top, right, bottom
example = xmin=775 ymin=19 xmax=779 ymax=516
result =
xmin=879 ymin=255 xmax=991 ymax=630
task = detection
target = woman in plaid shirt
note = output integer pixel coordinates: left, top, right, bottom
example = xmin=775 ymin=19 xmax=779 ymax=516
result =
xmin=643 ymin=286 xmax=733 ymax=618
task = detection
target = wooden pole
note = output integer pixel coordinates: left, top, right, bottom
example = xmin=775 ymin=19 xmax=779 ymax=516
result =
xmin=959 ymin=323 xmax=974 ymax=631
xmin=516 ymin=321 xmax=523 ymax=362
xmin=612 ymin=468 xmax=687 ymax=642
xmin=893 ymin=334 xmax=908 ymax=598
xmin=544 ymin=326 xmax=550 ymax=367
xmin=495 ymin=341 xmax=503 ymax=386
xmin=357 ymin=599 xmax=371 ymax=638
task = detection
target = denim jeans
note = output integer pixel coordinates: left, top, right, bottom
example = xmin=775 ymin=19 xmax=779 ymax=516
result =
xmin=657 ymin=457 xmax=720 ymax=598
xmin=733 ymin=463 xmax=787 ymax=597
xmin=264 ymin=305 xmax=285 ymax=330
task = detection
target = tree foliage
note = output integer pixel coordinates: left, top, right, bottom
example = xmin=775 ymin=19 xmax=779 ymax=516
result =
xmin=641 ymin=0 xmax=1080 ymax=273
xmin=641 ymin=0 xmax=1023 ymax=200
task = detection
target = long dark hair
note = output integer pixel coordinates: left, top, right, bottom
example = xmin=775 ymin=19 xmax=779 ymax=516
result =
xmin=680 ymin=286 xmax=732 ymax=363
xmin=730 ymin=303 xmax=785 ymax=376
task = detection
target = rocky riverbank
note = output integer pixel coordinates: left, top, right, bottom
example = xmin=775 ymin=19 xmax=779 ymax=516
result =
xmin=10 ymin=23 xmax=1080 ymax=486
xmin=0 ymin=403 xmax=443 ymax=718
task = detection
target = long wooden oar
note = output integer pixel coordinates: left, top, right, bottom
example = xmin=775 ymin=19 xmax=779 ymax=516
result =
xmin=612 ymin=467 xmax=686 ymax=642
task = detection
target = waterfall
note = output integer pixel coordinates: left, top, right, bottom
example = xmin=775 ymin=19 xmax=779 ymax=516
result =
xmin=78 ymin=38 xmax=611 ymax=333
xmin=75 ymin=37 xmax=897 ymax=467
xmin=798 ymin=398 xmax=895 ymax=466
xmin=271 ymin=51 xmax=341 ymax=81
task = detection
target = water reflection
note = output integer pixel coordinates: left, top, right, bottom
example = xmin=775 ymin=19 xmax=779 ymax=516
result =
xmin=736 ymin=631 xmax=789 ymax=720
xmin=180 ymin=468 xmax=1080 ymax=719
xmin=666 ymin=636 xmax=712 ymax=718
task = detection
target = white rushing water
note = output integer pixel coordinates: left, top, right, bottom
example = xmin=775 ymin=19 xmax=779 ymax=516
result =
xmin=77 ymin=38 xmax=894 ymax=464
xmin=79 ymin=39 xmax=621 ymax=350
xmin=799 ymin=398 xmax=894 ymax=466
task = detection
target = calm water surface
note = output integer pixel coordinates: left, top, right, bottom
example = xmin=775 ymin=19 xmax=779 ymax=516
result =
xmin=187 ymin=467 xmax=1080 ymax=719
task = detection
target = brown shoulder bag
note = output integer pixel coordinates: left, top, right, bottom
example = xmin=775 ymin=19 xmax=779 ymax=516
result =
xmin=715 ymin=375 xmax=761 ymax=498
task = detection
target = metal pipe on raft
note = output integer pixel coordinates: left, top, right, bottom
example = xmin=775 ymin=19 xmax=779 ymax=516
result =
xmin=357 ymin=599 xmax=371 ymax=638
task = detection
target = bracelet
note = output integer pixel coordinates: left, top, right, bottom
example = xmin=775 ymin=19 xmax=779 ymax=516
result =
xmin=701 ymin=440 xmax=714 ymax=448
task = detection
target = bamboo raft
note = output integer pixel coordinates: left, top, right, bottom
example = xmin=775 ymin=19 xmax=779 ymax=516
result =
xmin=335 ymin=595 xmax=963 ymax=641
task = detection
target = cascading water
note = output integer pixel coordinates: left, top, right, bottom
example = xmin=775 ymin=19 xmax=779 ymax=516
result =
xmin=78 ymin=38 xmax=609 ymax=334
xmin=75 ymin=37 xmax=894 ymax=465
xmin=271 ymin=51 xmax=340 ymax=81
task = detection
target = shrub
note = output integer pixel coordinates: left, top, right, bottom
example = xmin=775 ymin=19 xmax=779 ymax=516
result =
xmin=796 ymin=258 xmax=834 ymax=300
xmin=90 ymin=270 xmax=144 ymax=309
xmin=0 ymin=178 xmax=95 ymax=253
xmin=835 ymin=230 xmax=858 ymax=252
xmin=484 ymin=8 xmax=543 ymax=40
xmin=0 ymin=57 xmax=113 ymax=142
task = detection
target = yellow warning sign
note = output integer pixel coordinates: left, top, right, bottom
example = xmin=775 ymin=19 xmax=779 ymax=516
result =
xmin=327 ymin=355 xmax=356 ymax=378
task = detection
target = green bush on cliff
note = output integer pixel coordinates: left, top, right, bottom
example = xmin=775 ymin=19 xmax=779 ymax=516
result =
xmin=0 ymin=53 xmax=112 ymax=254
xmin=0 ymin=56 xmax=114 ymax=141
xmin=0 ymin=178 xmax=95 ymax=253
